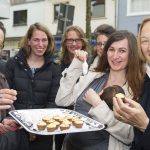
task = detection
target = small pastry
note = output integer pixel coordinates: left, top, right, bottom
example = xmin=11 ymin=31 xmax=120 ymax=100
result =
xmin=37 ymin=121 xmax=47 ymax=131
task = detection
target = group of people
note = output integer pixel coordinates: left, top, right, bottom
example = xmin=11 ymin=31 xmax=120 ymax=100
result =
xmin=0 ymin=17 xmax=150 ymax=150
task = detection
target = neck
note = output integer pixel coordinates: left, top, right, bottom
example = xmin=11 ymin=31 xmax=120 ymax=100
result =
xmin=27 ymin=54 xmax=44 ymax=68
xmin=105 ymin=69 xmax=126 ymax=87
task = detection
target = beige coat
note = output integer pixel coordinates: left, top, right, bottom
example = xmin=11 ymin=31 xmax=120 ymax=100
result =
xmin=55 ymin=58 xmax=134 ymax=150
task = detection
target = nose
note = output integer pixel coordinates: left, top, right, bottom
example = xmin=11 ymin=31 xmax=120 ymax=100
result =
xmin=38 ymin=40 xmax=43 ymax=46
xmin=113 ymin=51 xmax=119 ymax=59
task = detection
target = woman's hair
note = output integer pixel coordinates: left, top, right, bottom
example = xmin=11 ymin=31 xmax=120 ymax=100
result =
xmin=94 ymin=24 xmax=116 ymax=39
xmin=60 ymin=25 xmax=88 ymax=64
xmin=96 ymin=30 xmax=145 ymax=100
xmin=137 ymin=17 xmax=150 ymax=62
xmin=92 ymin=24 xmax=116 ymax=58
xmin=20 ymin=22 xmax=55 ymax=58
xmin=0 ymin=21 xmax=6 ymax=48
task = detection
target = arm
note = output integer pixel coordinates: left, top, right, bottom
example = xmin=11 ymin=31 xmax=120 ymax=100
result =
xmin=84 ymin=88 xmax=134 ymax=145
xmin=55 ymin=58 xmax=83 ymax=106
xmin=89 ymin=102 xmax=134 ymax=145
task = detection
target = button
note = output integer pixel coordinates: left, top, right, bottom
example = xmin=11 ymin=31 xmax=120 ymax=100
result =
xmin=64 ymin=73 xmax=67 ymax=77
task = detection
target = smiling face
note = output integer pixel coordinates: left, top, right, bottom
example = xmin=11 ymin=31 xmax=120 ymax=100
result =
xmin=107 ymin=38 xmax=129 ymax=72
xmin=65 ymin=30 xmax=83 ymax=56
xmin=141 ymin=21 xmax=150 ymax=63
xmin=28 ymin=29 xmax=48 ymax=57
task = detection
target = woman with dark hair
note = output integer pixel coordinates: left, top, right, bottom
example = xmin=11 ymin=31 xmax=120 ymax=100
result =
xmin=89 ymin=24 xmax=116 ymax=70
xmin=113 ymin=17 xmax=150 ymax=150
xmin=55 ymin=30 xmax=145 ymax=150
xmin=5 ymin=22 xmax=61 ymax=150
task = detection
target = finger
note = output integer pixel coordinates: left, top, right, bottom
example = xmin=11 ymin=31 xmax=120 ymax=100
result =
xmin=0 ymin=97 xmax=14 ymax=105
xmin=0 ymin=105 xmax=11 ymax=110
xmin=0 ymin=89 xmax=17 ymax=96
xmin=0 ymin=93 xmax=17 ymax=101
xmin=99 ymin=90 xmax=103 ymax=96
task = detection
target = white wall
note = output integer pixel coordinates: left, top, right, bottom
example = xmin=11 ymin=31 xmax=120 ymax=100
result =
xmin=0 ymin=0 xmax=10 ymax=19
xmin=1 ymin=0 xmax=116 ymax=38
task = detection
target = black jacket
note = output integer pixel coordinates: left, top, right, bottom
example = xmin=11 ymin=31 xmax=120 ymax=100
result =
xmin=131 ymin=74 xmax=150 ymax=150
xmin=4 ymin=49 xmax=61 ymax=109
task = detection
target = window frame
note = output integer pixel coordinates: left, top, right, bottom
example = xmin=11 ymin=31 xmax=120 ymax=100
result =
xmin=54 ymin=4 xmax=60 ymax=22
xmin=91 ymin=0 xmax=105 ymax=18
xmin=127 ymin=0 xmax=150 ymax=16
xmin=13 ymin=10 xmax=27 ymax=26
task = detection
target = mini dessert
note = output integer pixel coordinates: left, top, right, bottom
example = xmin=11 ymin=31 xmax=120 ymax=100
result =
xmin=100 ymin=85 xmax=125 ymax=110
xmin=64 ymin=115 xmax=73 ymax=121
xmin=42 ymin=116 xmax=52 ymax=123
xmin=115 ymin=93 xmax=125 ymax=99
xmin=53 ymin=115 xmax=61 ymax=121
xmin=73 ymin=120 xmax=84 ymax=128
xmin=62 ymin=119 xmax=72 ymax=127
xmin=47 ymin=123 xmax=57 ymax=132
xmin=53 ymin=121 xmax=60 ymax=129
xmin=37 ymin=121 xmax=47 ymax=131
xmin=47 ymin=119 xmax=55 ymax=124
xmin=60 ymin=123 xmax=70 ymax=131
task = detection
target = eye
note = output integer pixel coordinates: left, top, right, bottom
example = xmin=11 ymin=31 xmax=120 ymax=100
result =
xmin=141 ymin=40 xmax=149 ymax=45
xmin=119 ymin=49 xmax=126 ymax=53
xmin=108 ymin=48 xmax=114 ymax=51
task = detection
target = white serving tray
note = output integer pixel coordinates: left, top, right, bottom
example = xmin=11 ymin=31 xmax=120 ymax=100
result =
xmin=9 ymin=108 xmax=105 ymax=135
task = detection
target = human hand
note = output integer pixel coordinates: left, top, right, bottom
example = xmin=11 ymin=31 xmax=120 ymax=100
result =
xmin=0 ymin=118 xmax=19 ymax=134
xmin=84 ymin=88 xmax=102 ymax=107
xmin=113 ymin=97 xmax=149 ymax=132
xmin=74 ymin=50 xmax=88 ymax=62
xmin=0 ymin=89 xmax=17 ymax=110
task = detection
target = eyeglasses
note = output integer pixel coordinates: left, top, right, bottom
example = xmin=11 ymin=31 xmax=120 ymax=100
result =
xmin=141 ymin=37 xmax=150 ymax=46
xmin=96 ymin=42 xmax=106 ymax=48
xmin=66 ymin=38 xmax=82 ymax=44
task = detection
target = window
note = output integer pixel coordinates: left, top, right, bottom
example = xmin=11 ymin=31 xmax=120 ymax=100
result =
xmin=10 ymin=0 xmax=43 ymax=5
xmin=13 ymin=10 xmax=27 ymax=26
xmin=127 ymin=0 xmax=150 ymax=16
xmin=91 ymin=0 xmax=105 ymax=18
xmin=54 ymin=4 xmax=60 ymax=21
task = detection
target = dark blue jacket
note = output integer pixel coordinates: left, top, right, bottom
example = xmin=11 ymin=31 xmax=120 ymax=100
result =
xmin=4 ymin=48 xmax=61 ymax=109
xmin=131 ymin=74 xmax=150 ymax=150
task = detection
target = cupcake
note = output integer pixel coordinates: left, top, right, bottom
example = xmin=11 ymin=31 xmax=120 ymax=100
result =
xmin=42 ymin=116 xmax=52 ymax=124
xmin=60 ymin=123 xmax=70 ymax=131
xmin=74 ymin=120 xmax=84 ymax=128
xmin=37 ymin=121 xmax=47 ymax=131
xmin=53 ymin=121 xmax=60 ymax=129
xmin=47 ymin=123 xmax=57 ymax=132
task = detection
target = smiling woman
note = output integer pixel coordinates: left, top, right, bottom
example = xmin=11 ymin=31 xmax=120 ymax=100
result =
xmin=55 ymin=30 xmax=145 ymax=150
xmin=4 ymin=22 xmax=61 ymax=150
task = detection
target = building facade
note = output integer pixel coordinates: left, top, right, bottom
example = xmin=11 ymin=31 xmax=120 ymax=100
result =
xmin=0 ymin=0 xmax=116 ymax=58
xmin=116 ymin=0 xmax=150 ymax=36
